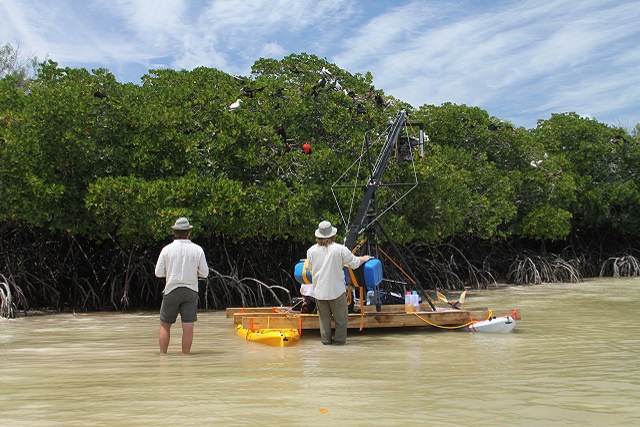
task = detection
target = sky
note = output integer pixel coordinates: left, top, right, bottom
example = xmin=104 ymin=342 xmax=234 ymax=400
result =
xmin=1 ymin=0 xmax=639 ymax=130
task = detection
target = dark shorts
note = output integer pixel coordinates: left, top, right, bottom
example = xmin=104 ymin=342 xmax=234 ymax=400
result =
xmin=160 ymin=287 xmax=198 ymax=324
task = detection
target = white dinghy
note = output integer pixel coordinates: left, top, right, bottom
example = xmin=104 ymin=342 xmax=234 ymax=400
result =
xmin=466 ymin=315 xmax=516 ymax=333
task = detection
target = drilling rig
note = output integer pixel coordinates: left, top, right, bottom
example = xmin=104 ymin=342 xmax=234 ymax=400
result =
xmin=332 ymin=110 xmax=436 ymax=312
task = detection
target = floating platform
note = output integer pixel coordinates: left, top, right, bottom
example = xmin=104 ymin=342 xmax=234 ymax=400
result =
xmin=226 ymin=304 xmax=520 ymax=332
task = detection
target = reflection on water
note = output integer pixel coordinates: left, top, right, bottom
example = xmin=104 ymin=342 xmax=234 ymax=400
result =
xmin=1 ymin=278 xmax=639 ymax=426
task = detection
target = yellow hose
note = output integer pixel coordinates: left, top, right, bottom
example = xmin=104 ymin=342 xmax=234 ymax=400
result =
xmin=411 ymin=309 xmax=493 ymax=330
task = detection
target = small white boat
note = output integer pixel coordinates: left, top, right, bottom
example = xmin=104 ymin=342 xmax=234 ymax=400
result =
xmin=466 ymin=315 xmax=516 ymax=333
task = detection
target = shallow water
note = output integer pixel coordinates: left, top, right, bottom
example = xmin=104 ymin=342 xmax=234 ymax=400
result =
xmin=1 ymin=277 xmax=639 ymax=426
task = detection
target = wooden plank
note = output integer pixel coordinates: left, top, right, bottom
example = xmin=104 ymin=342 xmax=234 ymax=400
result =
xmin=359 ymin=304 xmax=492 ymax=313
xmin=226 ymin=304 xmax=495 ymax=316
xmin=236 ymin=309 xmax=494 ymax=330
xmin=225 ymin=307 xmax=288 ymax=318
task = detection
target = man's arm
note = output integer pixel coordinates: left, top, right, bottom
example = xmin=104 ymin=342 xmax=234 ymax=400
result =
xmin=197 ymin=251 xmax=208 ymax=278
xmin=154 ymin=250 xmax=166 ymax=278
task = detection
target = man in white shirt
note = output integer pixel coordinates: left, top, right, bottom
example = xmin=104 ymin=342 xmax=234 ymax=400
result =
xmin=306 ymin=221 xmax=371 ymax=345
xmin=155 ymin=217 xmax=208 ymax=355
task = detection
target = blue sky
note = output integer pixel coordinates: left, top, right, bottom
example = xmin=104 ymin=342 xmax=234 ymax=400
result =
xmin=2 ymin=0 xmax=639 ymax=130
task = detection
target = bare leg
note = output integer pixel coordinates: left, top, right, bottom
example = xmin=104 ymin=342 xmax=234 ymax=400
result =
xmin=159 ymin=321 xmax=172 ymax=354
xmin=181 ymin=322 xmax=194 ymax=355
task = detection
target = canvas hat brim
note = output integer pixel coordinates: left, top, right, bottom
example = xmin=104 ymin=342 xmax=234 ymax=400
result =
xmin=172 ymin=217 xmax=193 ymax=230
xmin=315 ymin=221 xmax=337 ymax=238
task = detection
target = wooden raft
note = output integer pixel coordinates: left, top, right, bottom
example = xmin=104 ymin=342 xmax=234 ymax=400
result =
xmin=226 ymin=305 xmax=519 ymax=331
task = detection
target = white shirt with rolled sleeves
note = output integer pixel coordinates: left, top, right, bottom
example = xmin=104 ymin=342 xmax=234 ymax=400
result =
xmin=306 ymin=242 xmax=363 ymax=300
xmin=155 ymin=239 xmax=208 ymax=295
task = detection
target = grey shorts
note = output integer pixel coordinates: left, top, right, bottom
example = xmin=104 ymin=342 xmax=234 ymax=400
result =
xmin=160 ymin=287 xmax=198 ymax=323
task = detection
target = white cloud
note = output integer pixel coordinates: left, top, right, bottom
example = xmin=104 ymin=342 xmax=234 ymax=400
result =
xmin=258 ymin=42 xmax=287 ymax=61
xmin=330 ymin=0 xmax=640 ymax=127
xmin=1 ymin=0 xmax=638 ymax=128
xmin=99 ymin=0 xmax=188 ymax=38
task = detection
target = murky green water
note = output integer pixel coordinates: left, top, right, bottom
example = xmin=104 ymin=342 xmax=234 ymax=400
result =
xmin=1 ymin=277 xmax=639 ymax=426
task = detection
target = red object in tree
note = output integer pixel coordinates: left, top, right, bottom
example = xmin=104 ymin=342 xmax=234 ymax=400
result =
xmin=302 ymin=143 xmax=311 ymax=154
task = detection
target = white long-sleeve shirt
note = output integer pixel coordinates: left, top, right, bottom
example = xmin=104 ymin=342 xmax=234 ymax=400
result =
xmin=155 ymin=239 xmax=208 ymax=295
xmin=306 ymin=242 xmax=362 ymax=300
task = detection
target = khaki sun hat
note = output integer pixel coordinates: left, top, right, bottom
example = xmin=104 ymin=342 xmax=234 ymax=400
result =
xmin=315 ymin=220 xmax=337 ymax=238
xmin=171 ymin=217 xmax=193 ymax=230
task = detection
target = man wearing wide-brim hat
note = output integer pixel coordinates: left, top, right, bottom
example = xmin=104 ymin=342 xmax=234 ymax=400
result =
xmin=306 ymin=220 xmax=371 ymax=345
xmin=154 ymin=217 xmax=208 ymax=355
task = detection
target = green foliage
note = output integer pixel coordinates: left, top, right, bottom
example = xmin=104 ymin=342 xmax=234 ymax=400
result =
xmin=534 ymin=113 xmax=640 ymax=235
xmin=517 ymin=205 xmax=573 ymax=241
xmin=402 ymin=143 xmax=517 ymax=244
xmin=1 ymin=61 xmax=115 ymax=230
xmin=85 ymin=174 xmax=243 ymax=246
xmin=2 ymin=51 xmax=640 ymax=251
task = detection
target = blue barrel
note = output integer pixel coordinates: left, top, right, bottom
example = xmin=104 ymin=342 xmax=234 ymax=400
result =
xmin=297 ymin=258 xmax=382 ymax=288
xmin=294 ymin=260 xmax=312 ymax=284
xmin=363 ymin=258 xmax=383 ymax=290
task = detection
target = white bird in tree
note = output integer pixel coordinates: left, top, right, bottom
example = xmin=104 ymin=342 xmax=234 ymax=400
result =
xmin=530 ymin=159 xmax=543 ymax=168
xmin=228 ymin=98 xmax=242 ymax=111
xmin=320 ymin=66 xmax=332 ymax=76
